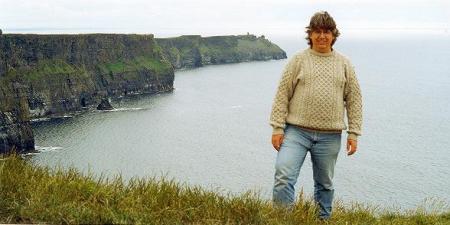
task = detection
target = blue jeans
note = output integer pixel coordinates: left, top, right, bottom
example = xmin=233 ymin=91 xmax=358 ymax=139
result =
xmin=273 ymin=124 xmax=342 ymax=219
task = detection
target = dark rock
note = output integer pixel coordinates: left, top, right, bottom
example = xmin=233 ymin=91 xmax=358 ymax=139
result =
xmin=0 ymin=81 xmax=34 ymax=154
xmin=97 ymin=98 xmax=113 ymax=110
xmin=0 ymin=111 xmax=35 ymax=154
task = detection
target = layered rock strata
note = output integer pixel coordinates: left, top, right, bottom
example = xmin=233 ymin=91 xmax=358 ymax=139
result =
xmin=0 ymin=33 xmax=286 ymax=154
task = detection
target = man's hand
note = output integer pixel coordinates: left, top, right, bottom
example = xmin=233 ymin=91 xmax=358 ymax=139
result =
xmin=346 ymin=139 xmax=358 ymax=156
xmin=272 ymin=134 xmax=284 ymax=151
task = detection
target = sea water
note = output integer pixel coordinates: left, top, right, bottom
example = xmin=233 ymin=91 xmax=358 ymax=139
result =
xmin=31 ymin=32 xmax=450 ymax=210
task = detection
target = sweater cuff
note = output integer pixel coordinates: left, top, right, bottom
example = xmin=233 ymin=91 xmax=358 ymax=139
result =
xmin=347 ymin=133 xmax=358 ymax=141
xmin=273 ymin=127 xmax=284 ymax=135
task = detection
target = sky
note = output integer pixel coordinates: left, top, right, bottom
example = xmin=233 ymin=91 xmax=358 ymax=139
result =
xmin=1 ymin=0 xmax=449 ymax=38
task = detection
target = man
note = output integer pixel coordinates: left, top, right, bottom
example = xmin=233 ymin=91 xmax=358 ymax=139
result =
xmin=269 ymin=11 xmax=362 ymax=219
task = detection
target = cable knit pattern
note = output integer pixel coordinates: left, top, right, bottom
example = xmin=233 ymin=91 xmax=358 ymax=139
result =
xmin=270 ymin=48 xmax=362 ymax=140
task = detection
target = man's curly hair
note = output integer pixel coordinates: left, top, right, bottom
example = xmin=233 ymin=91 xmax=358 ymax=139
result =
xmin=305 ymin=11 xmax=340 ymax=48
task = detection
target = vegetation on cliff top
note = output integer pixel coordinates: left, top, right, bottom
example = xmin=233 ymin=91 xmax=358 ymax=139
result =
xmin=0 ymin=33 xmax=281 ymax=91
xmin=0 ymin=155 xmax=448 ymax=224
xmin=199 ymin=35 xmax=284 ymax=62
xmin=156 ymin=34 xmax=287 ymax=69
xmin=0 ymin=34 xmax=172 ymax=82
xmin=4 ymin=59 xmax=90 ymax=82
xmin=97 ymin=56 xmax=172 ymax=75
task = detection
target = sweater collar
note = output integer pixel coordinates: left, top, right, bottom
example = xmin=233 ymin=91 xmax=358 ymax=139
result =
xmin=308 ymin=48 xmax=335 ymax=57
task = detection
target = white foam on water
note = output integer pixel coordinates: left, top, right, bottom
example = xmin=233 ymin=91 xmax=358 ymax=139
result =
xmin=23 ymin=146 xmax=64 ymax=156
xmin=30 ymin=117 xmax=51 ymax=123
xmin=100 ymin=107 xmax=144 ymax=112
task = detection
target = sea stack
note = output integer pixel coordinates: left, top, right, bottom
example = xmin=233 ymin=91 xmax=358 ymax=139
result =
xmin=97 ymin=98 xmax=113 ymax=110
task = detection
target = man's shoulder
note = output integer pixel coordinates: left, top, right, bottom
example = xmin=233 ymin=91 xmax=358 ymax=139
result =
xmin=333 ymin=50 xmax=354 ymax=68
xmin=288 ymin=49 xmax=310 ymax=62
xmin=333 ymin=50 xmax=352 ymax=63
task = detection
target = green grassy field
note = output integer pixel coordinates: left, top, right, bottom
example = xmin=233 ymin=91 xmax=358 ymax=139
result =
xmin=0 ymin=155 xmax=448 ymax=224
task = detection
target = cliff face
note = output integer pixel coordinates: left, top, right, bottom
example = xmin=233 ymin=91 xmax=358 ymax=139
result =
xmin=0 ymin=33 xmax=285 ymax=154
xmin=156 ymin=34 xmax=287 ymax=69
xmin=0 ymin=34 xmax=174 ymax=153
xmin=1 ymin=34 xmax=174 ymax=118
xmin=0 ymin=79 xmax=34 ymax=153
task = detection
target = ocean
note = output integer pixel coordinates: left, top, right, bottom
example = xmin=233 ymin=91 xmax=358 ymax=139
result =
xmin=30 ymin=32 xmax=450 ymax=210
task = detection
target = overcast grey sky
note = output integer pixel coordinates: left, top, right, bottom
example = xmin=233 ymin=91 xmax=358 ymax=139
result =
xmin=1 ymin=0 xmax=449 ymax=37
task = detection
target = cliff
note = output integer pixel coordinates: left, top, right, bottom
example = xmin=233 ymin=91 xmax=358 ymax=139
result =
xmin=0 ymin=79 xmax=34 ymax=153
xmin=0 ymin=34 xmax=174 ymax=118
xmin=0 ymin=33 xmax=285 ymax=154
xmin=0 ymin=34 xmax=174 ymax=153
xmin=156 ymin=34 xmax=286 ymax=69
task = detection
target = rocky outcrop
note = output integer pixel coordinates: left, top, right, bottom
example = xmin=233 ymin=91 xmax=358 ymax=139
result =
xmin=156 ymin=34 xmax=287 ymax=69
xmin=0 ymin=111 xmax=34 ymax=154
xmin=0 ymin=80 xmax=34 ymax=154
xmin=97 ymin=98 xmax=113 ymax=110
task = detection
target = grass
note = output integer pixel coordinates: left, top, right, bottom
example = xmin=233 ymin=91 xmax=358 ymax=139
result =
xmin=96 ymin=56 xmax=173 ymax=75
xmin=236 ymin=39 xmax=283 ymax=54
xmin=197 ymin=36 xmax=284 ymax=64
xmin=3 ymin=56 xmax=171 ymax=83
xmin=0 ymin=155 xmax=449 ymax=224
xmin=7 ymin=59 xmax=91 ymax=82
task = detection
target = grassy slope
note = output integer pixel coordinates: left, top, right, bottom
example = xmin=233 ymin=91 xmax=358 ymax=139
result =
xmin=1 ymin=34 xmax=172 ymax=83
xmin=199 ymin=36 xmax=284 ymax=61
xmin=4 ymin=59 xmax=90 ymax=82
xmin=3 ymin=56 xmax=171 ymax=82
xmin=96 ymin=56 xmax=172 ymax=75
xmin=0 ymin=155 xmax=449 ymax=224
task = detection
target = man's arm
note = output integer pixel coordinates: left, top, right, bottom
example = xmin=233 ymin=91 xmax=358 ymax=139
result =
xmin=269 ymin=55 xmax=301 ymax=151
xmin=344 ymin=61 xmax=362 ymax=154
xmin=269 ymin=55 xmax=301 ymax=135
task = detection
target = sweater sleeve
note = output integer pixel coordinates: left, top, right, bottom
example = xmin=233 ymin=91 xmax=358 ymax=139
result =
xmin=269 ymin=55 xmax=301 ymax=135
xmin=344 ymin=62 xmax=363 ymax=140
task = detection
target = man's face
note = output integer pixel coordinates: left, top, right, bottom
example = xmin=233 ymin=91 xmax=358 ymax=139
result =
xmin=310 ymin=28 xmax=335 ymax=53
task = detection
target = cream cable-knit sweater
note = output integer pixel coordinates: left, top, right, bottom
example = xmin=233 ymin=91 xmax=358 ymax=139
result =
xmin=270 ymin=48 xmax=362 ymax=140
